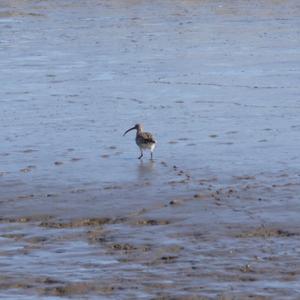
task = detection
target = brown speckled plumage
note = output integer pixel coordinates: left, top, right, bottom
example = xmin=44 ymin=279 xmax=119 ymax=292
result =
xmin=123 ymin=124 xmax=156 ymax=159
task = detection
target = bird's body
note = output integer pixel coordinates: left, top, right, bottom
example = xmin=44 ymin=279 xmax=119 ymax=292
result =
xmin=123 ymin=124 xmax=156 ymax=159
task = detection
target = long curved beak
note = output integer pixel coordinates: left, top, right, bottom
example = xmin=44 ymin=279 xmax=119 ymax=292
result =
xmin=123 ymin=126 xmax=136 ymax=136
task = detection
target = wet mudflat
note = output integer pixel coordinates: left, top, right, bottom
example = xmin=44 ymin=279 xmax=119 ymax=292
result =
xmin=1 ymin=0 xmax=300 ymax=299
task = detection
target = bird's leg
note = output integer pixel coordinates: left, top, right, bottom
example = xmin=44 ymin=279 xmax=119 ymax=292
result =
xmin=150 ymin=151 xmax=153 ymax=160
xmin=138 ymin=149 xmax=143 ymax=159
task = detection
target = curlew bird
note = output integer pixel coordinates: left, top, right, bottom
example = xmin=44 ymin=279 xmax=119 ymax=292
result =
xmin=123 ymin=124 xmax=156 ymax=160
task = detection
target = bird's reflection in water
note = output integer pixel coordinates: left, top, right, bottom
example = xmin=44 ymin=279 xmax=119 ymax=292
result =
xmin=137 ymin=159 xmax=156 ymax=180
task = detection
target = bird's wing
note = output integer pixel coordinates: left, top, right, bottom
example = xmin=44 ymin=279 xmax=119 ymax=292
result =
xmin=141 ymin=132 xmax=156 ymax=144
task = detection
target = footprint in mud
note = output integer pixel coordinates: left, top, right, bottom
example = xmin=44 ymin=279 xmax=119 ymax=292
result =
xmin=17 ymin=194 xmax=34 ymax=200
xmin=1 ymin=233 xmax=27 ymax=240
xmin=129 ymin=207 xmax=149 ymax=217
xmin=0 ymin=171 xmax=10 ymax=176
xmin=101 ymin=154 xmax=110 ymax=158
xmin=54 ymin=161 xmax=63 ymax=166
xmin=193 ymin=193 xmax=206 ymax=199
xmin=170 ymin=164 xmax=192 ymax=181
xmin=21 ymin=149 xmax=38 ymax=154
xmin=20 ymin=165 xmax=36 ymax=173
xmin=160 ymin=161 xmax=168 ymax=167
xmin=70 ymin=157 xmax=82 ymax=162
xmin=66 ymin=94 xmax=79 ymax=98
xmin=198 ymin=177 xmax=218 ymax=184
xmin=0 ymin=152 xmax=10 ymax=157
xmin=25 ymin=236 xmax=48 ymax=244
xmin=114 ymin=151 xmax=123 ymax=156
xmin=218 ymin=142 xmax=234 ymax=145
xmin=277 ymin=173 xmax=289 ymax=178
xmin=46 ymin=74 xmax=56 ymax=78
xmin=103 ymin=185 xmax=122 ymax=190
xmin=234 ymin=175 xmax=256 ymax=180
xmin=169 ymin=199 xmax=184 ymax=206
xmin=70 ymin=189 xmax=86 ymax=194
xmin=46 ymin=193 xmax=58 ymax=198
xmin=130 ymin=98 xmax=143 ymax=104
xmin=168 ymin=179 xmax=188 ymax=185
xmin=291 ymin=124 xmax=300 ymax=128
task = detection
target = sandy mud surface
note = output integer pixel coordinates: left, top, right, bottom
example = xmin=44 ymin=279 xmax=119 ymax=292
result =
xmin=1 ymin=0 xmax=300 ymax=299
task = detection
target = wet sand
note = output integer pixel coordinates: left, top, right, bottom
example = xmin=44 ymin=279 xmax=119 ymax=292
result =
xmin=1 ymin=0 xmax=300 ymax=299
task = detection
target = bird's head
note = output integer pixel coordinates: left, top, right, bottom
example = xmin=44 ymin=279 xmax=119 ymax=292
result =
xmin=123 ymin=123 xmax=143 ymax=136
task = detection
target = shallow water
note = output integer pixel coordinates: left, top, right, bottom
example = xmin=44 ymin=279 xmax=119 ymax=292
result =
xmin=1 ymin=0 xmax=300 ymax=298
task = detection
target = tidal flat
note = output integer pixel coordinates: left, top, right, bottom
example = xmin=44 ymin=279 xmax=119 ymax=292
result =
xmin=1 ymin=0 xmax=300 ymax=298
